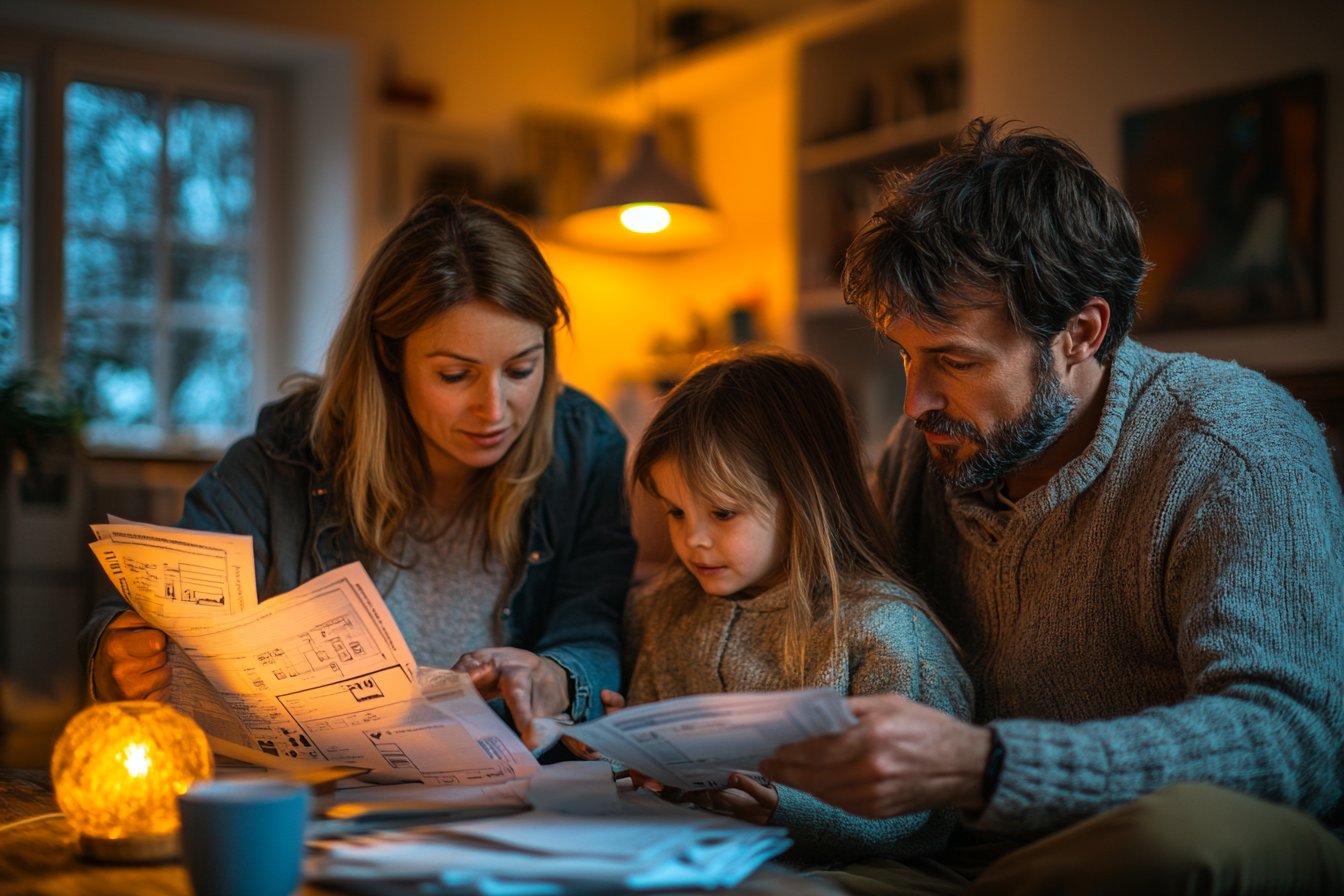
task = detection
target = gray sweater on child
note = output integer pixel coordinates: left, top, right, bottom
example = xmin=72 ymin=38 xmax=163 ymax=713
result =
xmin=626 ymin=571 xmax=973 ymax=861
xmin=877 ymin=338 xmax=1344 ymax=836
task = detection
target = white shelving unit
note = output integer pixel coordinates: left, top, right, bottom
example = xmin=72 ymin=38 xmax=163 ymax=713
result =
xmin=794 ymin=0 xmax=965 ymax=458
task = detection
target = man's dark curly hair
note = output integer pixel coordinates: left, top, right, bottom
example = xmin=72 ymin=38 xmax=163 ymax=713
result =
xmin=842 ymin=118 xmax=1151 ymax=362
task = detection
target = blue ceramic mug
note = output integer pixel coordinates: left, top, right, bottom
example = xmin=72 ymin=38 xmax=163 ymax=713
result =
xmin=178 ymin=775 xmax=311 ymax=896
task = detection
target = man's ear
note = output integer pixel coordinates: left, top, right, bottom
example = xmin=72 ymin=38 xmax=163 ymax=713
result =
xmin=1061 ymin=297 xmax=1110 ymax=365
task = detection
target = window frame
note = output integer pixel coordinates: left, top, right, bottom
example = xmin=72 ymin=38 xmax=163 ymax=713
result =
xmin=3 ymin=31 xmax=281 ymax=458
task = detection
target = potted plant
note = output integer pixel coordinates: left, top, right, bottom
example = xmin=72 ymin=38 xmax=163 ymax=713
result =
xmin=0 ymin=368 xmax=86 ymax=505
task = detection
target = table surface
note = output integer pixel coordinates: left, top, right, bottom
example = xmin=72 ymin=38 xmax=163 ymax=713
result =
xmin=0 ymin=769 xmax=844 ymax=896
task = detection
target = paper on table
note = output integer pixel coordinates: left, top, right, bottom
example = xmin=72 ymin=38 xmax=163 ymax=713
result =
xmin=549 ymin=688 xmax=858 ymax=792
xmin=524 ymin=758 xmax=624 ymax=815
xmin=89 ymin=518 xmax=539 ymax=786
xmin=308 ymin=808 xmax=791 ymax=892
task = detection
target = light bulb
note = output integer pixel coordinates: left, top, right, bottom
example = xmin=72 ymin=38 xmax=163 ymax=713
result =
xmin=51 ymin=701 xmax=214 ymax=862
xmin=620 ymin=203 xmax=672 ymax=234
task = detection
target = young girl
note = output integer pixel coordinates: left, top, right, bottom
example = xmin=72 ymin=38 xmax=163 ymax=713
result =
xmin=621 ymin=345 xmax=972 ymax=862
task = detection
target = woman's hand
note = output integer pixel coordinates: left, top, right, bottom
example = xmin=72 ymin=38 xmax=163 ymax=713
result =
xmin=452 ymin=647 xmax=570 ymax=750
xmin=91 ymin=611 xmax=171 ymax=701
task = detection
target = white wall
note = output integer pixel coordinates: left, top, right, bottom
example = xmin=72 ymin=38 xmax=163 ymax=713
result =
xmin=967 ymin=0 xmax=1344 ymax=373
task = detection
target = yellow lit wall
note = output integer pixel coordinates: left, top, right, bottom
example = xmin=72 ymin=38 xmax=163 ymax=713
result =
xmin=544 ymin=35 xmax=798 ymax=420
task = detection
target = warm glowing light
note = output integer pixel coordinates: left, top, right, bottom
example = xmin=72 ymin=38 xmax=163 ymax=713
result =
xmin=122 ymin=742 xmax=152 ymax=777
xmin=51 ymin=701 xmax=214 ymax=862
xmin=620 ymin=203 xmax=671 ymax=234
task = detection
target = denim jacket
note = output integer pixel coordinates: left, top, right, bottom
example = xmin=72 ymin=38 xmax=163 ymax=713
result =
xmin=80 ymin=386 xmax=637 ymax=722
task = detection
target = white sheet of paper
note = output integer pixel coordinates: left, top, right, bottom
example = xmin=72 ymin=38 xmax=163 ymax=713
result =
xmin=553 ymin=688 xmax=858 ymax=791
xmin=89 ymin=519 xmax=539 ymax=786
xmin=524 ymin=759 xmax=623 ymax=815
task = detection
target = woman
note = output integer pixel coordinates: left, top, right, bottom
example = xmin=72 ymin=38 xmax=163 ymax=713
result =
xmin=79 ymin=195 xmax=636 ymax=747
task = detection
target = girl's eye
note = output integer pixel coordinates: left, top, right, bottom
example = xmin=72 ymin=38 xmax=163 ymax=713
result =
xmin=711 ymin=509 xmax=736 ymax=521
xmin=665 ymin=507 xmax=684 ymax=520
xmin=507 ymin=366 xmax=537 ymax=381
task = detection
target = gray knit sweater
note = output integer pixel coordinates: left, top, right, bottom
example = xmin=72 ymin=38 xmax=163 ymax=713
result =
xmin=877 ymin=338 xmax=1344 ymax=836
xmin=625 ymin=569 xmax=973 ymax=862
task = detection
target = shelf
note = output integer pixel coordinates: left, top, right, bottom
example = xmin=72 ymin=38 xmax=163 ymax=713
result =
xmin=799 ymin=108 xmax=965 ymax=173
xmin=793 ymin=0 xmax=961 ymax=456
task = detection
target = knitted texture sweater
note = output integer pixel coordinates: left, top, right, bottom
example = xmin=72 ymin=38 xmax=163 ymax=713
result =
xmin=877 ymin=338 xmax=1344 ymax=836
xmin=625 ymin=569 xmax=973 ymax=862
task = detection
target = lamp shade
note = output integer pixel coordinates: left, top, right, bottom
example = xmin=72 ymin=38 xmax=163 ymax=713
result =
xmin=51 ymin=701 xmax=214 ymax=862
xmin=559 ymin=130 xmax=722 ymax=253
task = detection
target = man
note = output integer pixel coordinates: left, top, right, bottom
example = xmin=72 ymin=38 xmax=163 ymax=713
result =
xmin=761 ymin=119 xmax=1344 ymax=894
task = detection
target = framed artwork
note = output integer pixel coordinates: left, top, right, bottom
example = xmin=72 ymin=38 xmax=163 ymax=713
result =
xmin=1121 ymin=71 xmax=1325 ymax=331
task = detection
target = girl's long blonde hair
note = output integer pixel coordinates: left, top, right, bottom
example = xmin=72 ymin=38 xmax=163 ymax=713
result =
xmin=630 ymin=345 xmax=944 ymax=680
xmin=308 ymin=194 xmax=568 ymax=568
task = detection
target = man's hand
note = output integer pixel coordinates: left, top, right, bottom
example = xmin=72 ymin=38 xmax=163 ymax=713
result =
xmin=452 ymin=647 xmax=570 ymax=750
xmin=759 ymin=694 xmax=991 ymax=818
xmin=91 ymin=611 xmax=171 ymax=701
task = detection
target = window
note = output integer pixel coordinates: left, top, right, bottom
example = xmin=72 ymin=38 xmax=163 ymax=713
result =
xmin=4 ymin=38 xmax=276 ymax=454
xmin=0 ymin=68 xmax=21 ymax=378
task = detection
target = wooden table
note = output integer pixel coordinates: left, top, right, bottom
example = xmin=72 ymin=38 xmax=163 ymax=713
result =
xmin=0 ymin=769 xmax=844 ymax=895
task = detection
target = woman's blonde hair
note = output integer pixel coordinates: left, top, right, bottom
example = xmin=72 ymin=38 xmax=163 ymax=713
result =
xmin=308 ymin=194 xmax=568 ymax=568
xmin=630 ymin=345 xmax=941 ymax=679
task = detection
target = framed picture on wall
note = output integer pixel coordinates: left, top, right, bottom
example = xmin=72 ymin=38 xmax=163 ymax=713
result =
xmin=1121 ymin=71 xmax=1325 ymax=332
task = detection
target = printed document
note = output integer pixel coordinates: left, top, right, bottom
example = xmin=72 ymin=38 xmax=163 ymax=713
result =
xmin=89 ymin=518 xmax=538 ymax=785
xmin=548 ymin=688 xmax=858 ymax=791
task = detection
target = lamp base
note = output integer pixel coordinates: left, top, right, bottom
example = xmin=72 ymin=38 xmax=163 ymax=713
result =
xmin=79 ymin=831 xmax=179 ymax=863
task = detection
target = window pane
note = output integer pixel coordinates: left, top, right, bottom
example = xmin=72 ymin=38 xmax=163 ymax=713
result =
xmin=0 ymin=69 xmax=21 ymax=375
xmin=170 ymin=326 xmax=251 ymax=428
xmin=170 ymin=244 xmax=249 ymax=309
xmin=64 ymin=232 xmax=155 ymax=309
xmin=65 ymin=315 xmax=155 ymax=426
xmin=64 ymin=81 xmax=161 ymax=234
xmin=169 ymin=98 xmax=254 ymax=243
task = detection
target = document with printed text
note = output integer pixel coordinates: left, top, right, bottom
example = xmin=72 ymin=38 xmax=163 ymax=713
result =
xmin=89 ymin=518 xmax=538 ymax=785
xmin=546 ymin=688 xmax=858 ymax=791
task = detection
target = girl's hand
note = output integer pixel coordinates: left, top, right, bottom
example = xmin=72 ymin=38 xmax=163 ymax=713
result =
xmin=599 ymin=688 xmax=626 ymax=713
xmin=452 ymin=647 xmax=569 ymax=750
xmin=561 ymin=689 xmax=628 ymax=759
xmin=91 ymin=611 xmax=171 ymax=701
xmin=685 ymin=774 xmax=779 ymax=825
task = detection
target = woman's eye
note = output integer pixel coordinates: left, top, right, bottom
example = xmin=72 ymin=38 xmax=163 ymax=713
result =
xmin=437 ymin=371 xmax=468 ymax=384
xmin=507 ymin=366 xmax=537 ymax=381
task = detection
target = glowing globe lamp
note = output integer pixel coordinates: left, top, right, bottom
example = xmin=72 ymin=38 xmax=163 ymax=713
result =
xmin=51 ymin=701 xmax=214 ymax=862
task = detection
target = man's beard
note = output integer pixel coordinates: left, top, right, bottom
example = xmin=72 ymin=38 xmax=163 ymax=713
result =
xmin=916 ymin=348 xmax=1077 ymax=491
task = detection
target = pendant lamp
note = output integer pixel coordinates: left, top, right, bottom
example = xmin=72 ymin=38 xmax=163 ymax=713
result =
xmin=560 ymin=130 xmax=722 ymax=253
xmin=558 ymin=1 xmax=723 ymax=253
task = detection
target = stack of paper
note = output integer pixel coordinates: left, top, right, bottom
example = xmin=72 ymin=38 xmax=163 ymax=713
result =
xmin=309 ymin=807 xmax=790 ymax=893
